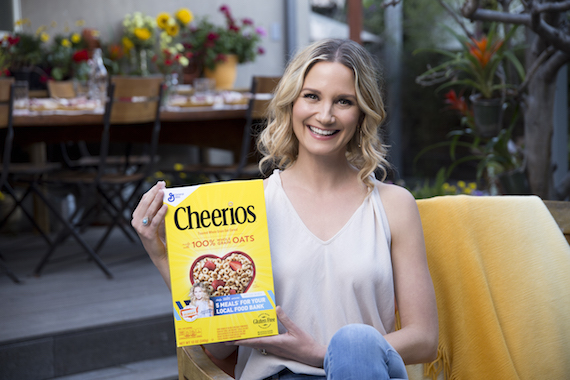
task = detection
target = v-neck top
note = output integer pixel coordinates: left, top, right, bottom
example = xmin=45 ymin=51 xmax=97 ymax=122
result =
xmin=235 ymin=170 xmax=395 ymax=380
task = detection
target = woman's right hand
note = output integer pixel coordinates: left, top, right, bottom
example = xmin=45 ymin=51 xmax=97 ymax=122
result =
xmin=132 ymin=180 xmax=171 ymax=287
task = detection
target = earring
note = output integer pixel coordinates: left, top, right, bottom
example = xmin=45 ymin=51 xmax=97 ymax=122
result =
xmin=358 ymin=127 xmax=363 ymax=148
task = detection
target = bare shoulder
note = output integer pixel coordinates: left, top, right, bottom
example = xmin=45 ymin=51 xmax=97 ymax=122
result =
xmin=375 ymin=181 xmax=420 ymax=231
xmin=375 ymin=181 xmax=417 ymax=208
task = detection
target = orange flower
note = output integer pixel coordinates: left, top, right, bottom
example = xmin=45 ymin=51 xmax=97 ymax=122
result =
xmin=469 ymin=36 xmax=504 ymax=68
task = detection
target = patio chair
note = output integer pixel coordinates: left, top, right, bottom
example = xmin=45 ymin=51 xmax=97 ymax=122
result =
xmin=34 ymin=75 xmax=164 ymax=277
xmin=165 ymin=76 xmax=281 ymax=182
xmin=176 ymin=197 xmax=570 ymax=380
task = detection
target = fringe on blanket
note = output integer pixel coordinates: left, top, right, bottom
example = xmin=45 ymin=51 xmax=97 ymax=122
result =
xmin=423 ymin=345 xmax=451 ymax=380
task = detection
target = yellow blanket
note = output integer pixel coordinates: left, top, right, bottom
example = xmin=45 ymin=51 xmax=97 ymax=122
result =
xmin=415 ymin=195 xmax=570 ymax=380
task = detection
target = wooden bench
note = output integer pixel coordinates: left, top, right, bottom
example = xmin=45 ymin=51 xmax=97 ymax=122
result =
xmin=177 ymin=198 xmax=570 ymax=380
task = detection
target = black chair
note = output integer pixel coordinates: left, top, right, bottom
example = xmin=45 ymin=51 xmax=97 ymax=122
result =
xmin=164 ymin=76 xmax=281 ymax=183
xmin=34 ymin=76 xmax=164 ymax=277
xmin=0 ymin=79 xmax=66 ymax=281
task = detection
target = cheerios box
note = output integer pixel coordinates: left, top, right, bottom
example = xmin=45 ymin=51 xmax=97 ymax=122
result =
xmin=163 ymin=179 xmax=278 ymax=346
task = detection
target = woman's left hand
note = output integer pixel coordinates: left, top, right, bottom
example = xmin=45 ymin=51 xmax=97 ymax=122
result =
xmin=230 ymin=306 xmax=327 ymax=368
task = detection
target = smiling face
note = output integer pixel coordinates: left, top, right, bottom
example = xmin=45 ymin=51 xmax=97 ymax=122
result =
xmin=292 ymin=61 xmax=362 ymax=161
xmin=193 ymin=285 xmax=205 ymax=301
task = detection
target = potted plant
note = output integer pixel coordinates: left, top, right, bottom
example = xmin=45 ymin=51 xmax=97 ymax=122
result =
xmin=415 ymin=23 xmax=525 ymax=137
xmin=415 ymin=89 xmax=528 ymax=195
xmin=3 ymin=19 xmax=50 ymax=89
xmin=180 ymin=4 xmax=266 ymax=89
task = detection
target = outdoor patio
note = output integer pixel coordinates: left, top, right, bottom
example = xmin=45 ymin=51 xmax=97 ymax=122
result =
xmin=0 ymin=225 xmax=179 ymax=380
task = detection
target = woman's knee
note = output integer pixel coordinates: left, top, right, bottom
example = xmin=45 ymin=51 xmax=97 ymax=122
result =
xmin=329 ymin=324 xmax=391 ymax=352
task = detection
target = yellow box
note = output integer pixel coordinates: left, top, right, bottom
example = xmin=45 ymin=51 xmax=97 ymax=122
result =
xmin=163 ymin=179 xmax=278 ymax=346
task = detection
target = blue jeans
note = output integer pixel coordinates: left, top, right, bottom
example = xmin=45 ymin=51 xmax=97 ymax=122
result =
xmin=266 ymin=324 xmax=408 ymax=380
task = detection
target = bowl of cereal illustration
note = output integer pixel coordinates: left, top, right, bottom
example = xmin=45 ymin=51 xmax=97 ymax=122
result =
xmin=190 ymin=251 xmax=256 ymax=297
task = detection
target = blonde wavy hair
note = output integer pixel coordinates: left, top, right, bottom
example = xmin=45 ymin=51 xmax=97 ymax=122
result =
xmin=257 ymin=38 xmax=390 ymax=190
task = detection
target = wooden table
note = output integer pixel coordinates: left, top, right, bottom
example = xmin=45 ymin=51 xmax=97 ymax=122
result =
xmin=11 ymin=106 xmax=249 ymax=154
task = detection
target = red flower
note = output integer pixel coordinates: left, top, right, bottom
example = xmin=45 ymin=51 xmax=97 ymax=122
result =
xmin=257 ymin=47 xmax=265 ymax=55
xmin=72 ymin=49 xmax=89 ymax=62
xmin=7 ymin=35 xmax=20 ymax=46
xmin=229 ymin=25 xmax=240 ymax=32
xmin=242 ymin=18 xmax=253 ymax=26
xmin=215 ymin=53 xmax=227 ymax=62
xmin=444 ymin=89 xmax=471 ymax=117
xmin=207 ymin=32 xmax=219 ymax=41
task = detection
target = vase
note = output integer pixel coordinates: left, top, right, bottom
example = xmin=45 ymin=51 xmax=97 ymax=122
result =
xmin=73 ymin=79 xmax=90 ymax=98
xmin=182 ymin=58 xmax=202 ymax=85
xmin=204 ymin=54 xmax=238 ymax=90
xmin=163 ymin=72 xmax=179 ymax=105
xmin=130 ymin=48 xmax=150 ymax=76
xmin=470 ymin=94 xmax=503 ymax=138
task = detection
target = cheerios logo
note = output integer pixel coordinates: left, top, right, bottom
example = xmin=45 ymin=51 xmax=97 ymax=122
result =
xmin=253 ymin=313 xmax=276 ymax=329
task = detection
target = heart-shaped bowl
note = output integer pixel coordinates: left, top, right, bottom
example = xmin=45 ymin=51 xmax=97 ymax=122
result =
xmin=189 ymin=251 xmax=256 ymax=296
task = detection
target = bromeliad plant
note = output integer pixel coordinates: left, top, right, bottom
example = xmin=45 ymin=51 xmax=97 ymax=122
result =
xmin=415 ymin=23 xmax=525 ymax=99
xmin=414 ymin=89 xmax=524 ymax=186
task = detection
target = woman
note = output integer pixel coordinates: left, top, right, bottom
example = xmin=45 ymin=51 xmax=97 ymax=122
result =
xmin=183 ymin=281 xmax=214 ymax=319
xmin=132 ymin=38 xmax=438 ymax=380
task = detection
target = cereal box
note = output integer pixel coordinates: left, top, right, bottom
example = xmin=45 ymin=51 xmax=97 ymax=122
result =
xmin=163 ymin=179 xmax=278 ymax=346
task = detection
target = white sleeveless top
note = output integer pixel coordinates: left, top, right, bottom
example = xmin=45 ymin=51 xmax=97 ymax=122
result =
xmin=235 ymin=170 xmax=395 ymax=380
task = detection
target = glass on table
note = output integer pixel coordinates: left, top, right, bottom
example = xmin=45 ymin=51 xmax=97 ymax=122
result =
xmin=193 ymin=78 xmax=215 ymax=95
xmin=13 ymin=81 xmax=29 ymax=109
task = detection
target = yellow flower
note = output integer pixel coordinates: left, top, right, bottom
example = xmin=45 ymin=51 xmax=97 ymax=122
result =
xmin=457 ymin=180 xmax=466 ymax=189
xmin=179 ymin=172 xmax=187 ymax=179
xmin=156 ymin=12 xmax=170 ymax=30
xmin=469 ymin=182 xmax=477 ymax=190
xmin=176 ymin=8 xmax=193 ymax=25
xmin=173 ymin=163 xmax=184 ymax=171
xmin=61 ymin=38 xmax=71 ymax=47
xmin=71 ymin=33 xmax=81 ymax=44
xmin=442 ymin=183 xmax=450 ymax=191
xmin=122 ymin=36 xmax=134 ymax=51
xmin=166 ymin=23 xmax=179 ymax=37
xmin=35 ymin=25 xmax=47 ymax=35
xmin=75 ymin=19 xmax=86 ymax=27
xmin=40 ymin=32 xmax=49 ymax=42
xmin=134 ymin=27 xmax=152 ymax=41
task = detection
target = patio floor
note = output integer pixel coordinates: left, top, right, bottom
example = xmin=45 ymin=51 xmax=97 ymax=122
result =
xmin=0 ymin=226 xmax=178 ymax=380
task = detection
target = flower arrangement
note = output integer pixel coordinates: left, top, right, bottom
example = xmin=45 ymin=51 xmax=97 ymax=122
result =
xmin=122 ymin=12 xmax=156 ymax=52
xmin=46 ymin=21 xmax=90 ymax=81
xmin=3 ymin=19 xmax=48 ymax=70
xmin=415 ymin=24 xmax=524 ymax=99
xmin=181 ymin=5 xmax=266 ymax=70
xmin=151 ymin=9 xmax=193 ymax=75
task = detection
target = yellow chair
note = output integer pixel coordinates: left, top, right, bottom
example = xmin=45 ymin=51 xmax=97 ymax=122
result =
xmin=176 ymin=197 xmax=570 ymax=380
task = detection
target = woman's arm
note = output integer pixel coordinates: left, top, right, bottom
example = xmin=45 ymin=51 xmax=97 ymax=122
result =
xmin=132 ymin=181 xmax=171 ymax=289
xmin=380 ymin=184 xmax=439 ymax=364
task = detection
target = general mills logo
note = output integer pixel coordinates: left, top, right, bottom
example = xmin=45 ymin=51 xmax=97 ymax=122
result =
xmin=168 ymin=193 xmax=176 ymax=202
